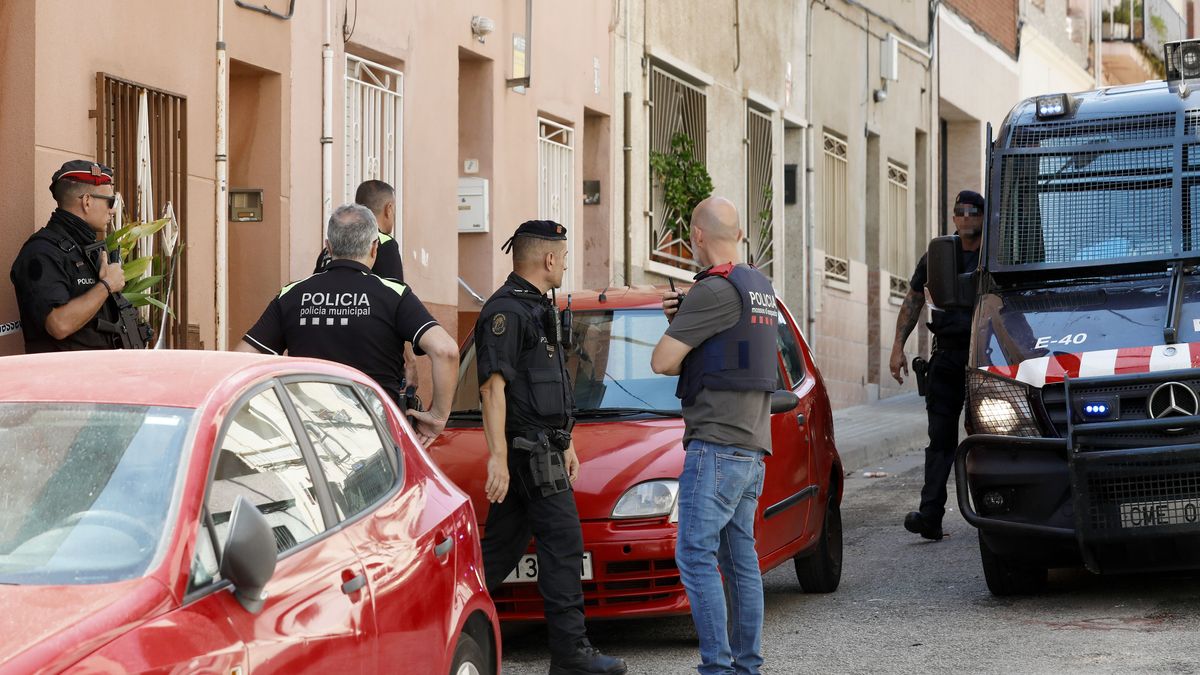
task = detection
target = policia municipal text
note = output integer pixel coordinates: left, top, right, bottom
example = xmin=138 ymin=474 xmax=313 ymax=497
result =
xmin=474 ymin=220 xmax=626 ymax=675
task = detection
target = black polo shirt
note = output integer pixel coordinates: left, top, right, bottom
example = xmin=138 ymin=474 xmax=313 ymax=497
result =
xmin=243 ymin=259 xmax=436 ymax=400
xmin=313 ymin=231 xmax=404 ymax=281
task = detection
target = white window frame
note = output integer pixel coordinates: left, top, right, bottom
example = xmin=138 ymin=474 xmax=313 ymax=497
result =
xmin=538 ymin=117 xmax=575 ymax=290
xmin=822 ymin=132 xmax=849 ymax=282
xmin=344 ymin=55 xmax=403 ymax=244
xmin=886 ymin=161 xmax=911 ymax=298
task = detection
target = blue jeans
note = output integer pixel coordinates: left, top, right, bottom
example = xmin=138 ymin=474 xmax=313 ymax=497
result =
xmin=676 ymin=440 xmax=767 ymax=675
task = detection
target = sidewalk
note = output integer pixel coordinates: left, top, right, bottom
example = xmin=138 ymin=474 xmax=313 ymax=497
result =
xmin=831 ymin=393 xmax=930 ymax=473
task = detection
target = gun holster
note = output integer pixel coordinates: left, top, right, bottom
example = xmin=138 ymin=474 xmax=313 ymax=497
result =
xmin=513 ymin=430 xmax=570 ymax=498
xmin=912 ymin=356 xmax=929 ymax=397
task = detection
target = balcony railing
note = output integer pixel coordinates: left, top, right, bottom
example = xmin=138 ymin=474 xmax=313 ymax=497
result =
xmin=1102 ymin=0 xmax=1187 ymax=58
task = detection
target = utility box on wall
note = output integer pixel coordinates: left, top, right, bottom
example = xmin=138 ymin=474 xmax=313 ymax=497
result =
xmin=457 ymin=177 xmax=489 ymax=233
xmin=229 ymin=188 xmax=264 ymax=222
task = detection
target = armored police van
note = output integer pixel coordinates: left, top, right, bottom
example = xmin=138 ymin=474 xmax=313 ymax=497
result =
xmin=928 ymin=39 xmax=1200 ymax=595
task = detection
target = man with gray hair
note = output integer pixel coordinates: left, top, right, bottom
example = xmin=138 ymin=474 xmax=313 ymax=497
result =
xmin=236 ymin=203 xmax=458 ymax=446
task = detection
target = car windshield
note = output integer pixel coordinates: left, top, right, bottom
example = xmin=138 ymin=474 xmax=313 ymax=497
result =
xmin=452 ymin=308 xmax=682 ymax=414
xmin=0 ymin=404 xmax=193 ymax=585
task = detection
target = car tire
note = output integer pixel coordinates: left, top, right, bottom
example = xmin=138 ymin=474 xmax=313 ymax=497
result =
xmin=449 ymin=632 xmax=488 ymax=675
xmin=978 ymin=532 xmax=1047 ymax=596
xmin=794 ymin=494 xmax=842 ymax=593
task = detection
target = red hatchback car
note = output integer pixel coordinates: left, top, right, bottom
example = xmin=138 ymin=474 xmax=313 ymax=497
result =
xmin=0 ymin=351 xmax=498 ymax=674
xmin=433 ymin=287 xmax=843 ymax=620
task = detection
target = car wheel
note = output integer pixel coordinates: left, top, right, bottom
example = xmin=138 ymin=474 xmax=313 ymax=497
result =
xmin=794 ymin=494 xmax=842 ymax=593
xmin=978 ymin=532 xmax=1047 ymax=596
xmin=449 ymin=632 xmax=488 ymax=675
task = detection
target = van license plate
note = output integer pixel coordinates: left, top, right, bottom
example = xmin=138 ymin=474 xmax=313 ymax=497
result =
xmin=504 ymin=552 xmax=594 ymax=583
xmin=1119 ymin=499 xmax=1200 ymax=528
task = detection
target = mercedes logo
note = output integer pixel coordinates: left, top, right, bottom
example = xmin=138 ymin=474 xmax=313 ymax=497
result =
xmin=1147 ymin=382 xmax=1200 ymax=431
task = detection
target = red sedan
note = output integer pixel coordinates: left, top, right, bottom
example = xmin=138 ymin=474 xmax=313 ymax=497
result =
xmin=433 ymin=287 xmax=843 ymax=620
xmin=0 ymin=351 xmax=498 ymax=674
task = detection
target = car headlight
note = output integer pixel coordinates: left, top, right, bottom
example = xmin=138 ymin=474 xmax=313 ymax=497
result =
xmin=612 ymin=480 xmax=679 ymax=519
xmin=967 ymin=369 xmax=1040 ymax=437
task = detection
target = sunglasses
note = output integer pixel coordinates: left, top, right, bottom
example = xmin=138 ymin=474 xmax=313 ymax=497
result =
xmin=84 ymin=193 xmax=118 ymax=208
xmin=953 ymin=206 xmax=981 ymax=217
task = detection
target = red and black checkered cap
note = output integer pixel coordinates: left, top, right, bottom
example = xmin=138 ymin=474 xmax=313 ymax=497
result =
xmin=50 ymin=159 xmax=115 ymax=194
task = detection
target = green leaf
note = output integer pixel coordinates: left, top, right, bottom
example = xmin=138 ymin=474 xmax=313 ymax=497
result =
xmin=123 ymin=274 xmax=162 ymax=295
xmin=122 ymin=256 xmax=153 ymax=280
xmin=143 ymin=296 xmax=174 ymax=317
xmin=121 ymin=292 xmax=150 ymax=308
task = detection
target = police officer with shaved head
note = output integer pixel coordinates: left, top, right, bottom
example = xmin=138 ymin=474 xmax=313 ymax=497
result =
xmin=476 ymin=220 xmax=626 ymax=675
xmin=236 ymin=202 xmax=458 ymax=446
xmin=10 ymin=160 xmax=136 ymax=352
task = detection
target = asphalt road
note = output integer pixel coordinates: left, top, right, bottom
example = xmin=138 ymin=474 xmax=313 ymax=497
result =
xmin=497 ymin=450 xmax=1200 ymax=674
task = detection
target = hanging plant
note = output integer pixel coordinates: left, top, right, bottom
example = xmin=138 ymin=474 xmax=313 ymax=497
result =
xmin=650 ymin=132 xmax=713 ymax=243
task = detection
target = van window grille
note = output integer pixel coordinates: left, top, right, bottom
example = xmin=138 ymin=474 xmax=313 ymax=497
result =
xmin=1008 ymin=113 xmax=1175 ymax=149
xmin=996 ymin=147 xmax=1173 ymax=265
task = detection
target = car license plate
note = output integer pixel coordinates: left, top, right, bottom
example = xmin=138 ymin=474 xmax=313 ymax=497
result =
xmin=1119 ymin=498 xmax=1200 ymax=528
xmin=504 ymin=552 xmax=593 ymax=583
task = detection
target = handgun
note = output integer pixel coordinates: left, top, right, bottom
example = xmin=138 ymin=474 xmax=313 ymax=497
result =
xmin=912 ymin=356 xmax=929 ymax=397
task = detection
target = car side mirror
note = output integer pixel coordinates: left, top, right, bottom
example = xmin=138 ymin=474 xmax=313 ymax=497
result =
xmin=219 ymin=495 xmax=277 ymax=614
xmin=770 ymin=390 xmax=800 ymax=414
xmin=926 ymin=235 xmax=975 ymax=309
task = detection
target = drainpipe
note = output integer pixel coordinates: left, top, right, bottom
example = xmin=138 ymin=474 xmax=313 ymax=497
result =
xmin=322 ymin=0 xmax=333 ymax=228
xmin=804 ymin=0 xmax=817 ymax=340
xmin=215 ymin=0 xmax=229 ymax=350
xmin=622 ymin=0 xmax=632 ymax=284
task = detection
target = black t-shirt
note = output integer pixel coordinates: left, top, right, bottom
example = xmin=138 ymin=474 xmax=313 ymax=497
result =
xmin=313 ymin=231 xmax=404 ymax=282
xmin=243 ymin=259 xmax=436 ymax=400
xmin=9 ymin=211 xmax=117 ymax=352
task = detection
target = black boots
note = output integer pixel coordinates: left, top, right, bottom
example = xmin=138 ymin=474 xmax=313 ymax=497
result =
xmin=904 ymin=511 xmax=944 ymax=541
xmin=548 ymin=642 xmax=627 ymax=675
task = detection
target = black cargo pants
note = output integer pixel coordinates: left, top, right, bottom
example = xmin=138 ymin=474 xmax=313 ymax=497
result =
xmin=481 ymin=439 xmax=586 ymax=659
xmin=918 ymin=347 xmax=969 ymax=525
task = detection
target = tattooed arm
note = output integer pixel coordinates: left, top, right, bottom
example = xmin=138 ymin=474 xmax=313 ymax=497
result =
xmin=889 ymin=287 xmax=925 ymax=384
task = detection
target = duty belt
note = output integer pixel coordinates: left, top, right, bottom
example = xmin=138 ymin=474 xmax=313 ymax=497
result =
xmin=510 ymin=419 xmax=575 ymax=497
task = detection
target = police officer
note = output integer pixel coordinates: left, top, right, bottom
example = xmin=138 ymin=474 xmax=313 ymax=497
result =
xmin=313 ymin=180 xmax=418 ymax=392
xmin=889 ymin=189 xmax=984 ymax=541
xmin=652 ymin=196 xmax=775 ymax=675
xmin=476 ymin=220 xmax=626 ymax=675
xmin=236 ymin=203 xmax=458 ymax=446
xmin=10 ymin=160 xmax=142 ymax=353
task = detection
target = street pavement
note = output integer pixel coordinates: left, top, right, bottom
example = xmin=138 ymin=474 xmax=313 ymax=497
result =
xmin=497 ymin=394 xmax=1200 ymax=674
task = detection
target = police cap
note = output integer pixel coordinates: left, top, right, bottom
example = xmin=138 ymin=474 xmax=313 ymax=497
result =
xmin=954 ymin=190 xmax=984 ymax=210
xmin=501 ymin=219 xmax=567 ymax=253
xmin=50 ymin=160 xmax=115 ymax=195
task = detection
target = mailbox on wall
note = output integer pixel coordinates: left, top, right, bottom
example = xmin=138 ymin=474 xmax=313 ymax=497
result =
xmin=230 ymin=188 xmax=264 ymax=222
xmin=457 ymin=177 xmax=489 ymax=233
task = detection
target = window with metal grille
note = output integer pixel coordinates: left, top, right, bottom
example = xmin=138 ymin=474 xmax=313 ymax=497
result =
xmin=649 ymin=64 xmax=707 ymax=272
xmin=345 ymin=55 xmax=403 ymax=239
xmin=822 ymin=132 xmax=849 ymax=281
xmin=746 ymin=105 xmax=774 ymax=278
xmin=886 ymin=161 xmax=910 ymax=298
xmin=96 ymin=73 xmax=189 ymax=347
xmin=538 ymin=117 xmax=575 ymax=290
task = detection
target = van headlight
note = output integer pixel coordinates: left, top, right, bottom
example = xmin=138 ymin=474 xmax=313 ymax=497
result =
xmin=968 ymin=370 xmax=1040 ymax=437
xmin=612 ymin=480 xmax=679 ymax=519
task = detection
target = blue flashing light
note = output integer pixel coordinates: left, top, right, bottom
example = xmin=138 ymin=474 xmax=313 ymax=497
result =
xmin=1082 ymin=402 xmax=1110 ymax=418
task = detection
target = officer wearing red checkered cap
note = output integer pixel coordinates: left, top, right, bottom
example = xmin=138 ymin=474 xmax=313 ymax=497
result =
xmin=890 ymin=189 xmax=984 ymax=541
xmin=9 ymin=160 xmax=127 ymax=352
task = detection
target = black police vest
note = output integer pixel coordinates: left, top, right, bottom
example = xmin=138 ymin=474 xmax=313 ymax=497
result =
xmin=928 ymin=247 xmax=978 ymax=348
xmin=21 ymin=226 xmax=118 ymax=351
xmin=483 ymin=286 xmax=573 ymax=433
xmin=676 ymin=264 xmax=779 ymax=407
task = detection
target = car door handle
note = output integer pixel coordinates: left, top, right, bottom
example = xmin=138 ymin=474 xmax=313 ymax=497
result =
xmin=341 ymin=573 xmax=366 ymax=595
xmin=435 ymin=536 xmax=454 ymax=558
xmin=796 ymin=413 xmax=806 ymax=426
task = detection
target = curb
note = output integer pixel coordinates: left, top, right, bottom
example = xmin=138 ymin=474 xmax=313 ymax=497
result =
xmin=831 ymin=393 xmax=930 ymax=473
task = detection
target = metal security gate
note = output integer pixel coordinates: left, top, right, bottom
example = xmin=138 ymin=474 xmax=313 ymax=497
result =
xmin=345 ymin=55 xmax=403 ymax=237
xmin=538 ymin=117 xmax=575 ymax=290
xmin=746 ymin=105 xmax=774 ymax=278
xmin=649 ymin=64 xmax=707 ymax=272
xmin=96 ymin=73 xmax=189 ymax=347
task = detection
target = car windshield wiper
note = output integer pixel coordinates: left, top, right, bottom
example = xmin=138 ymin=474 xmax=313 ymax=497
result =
xmin=573 ymin=407 xmax=683 ymax=419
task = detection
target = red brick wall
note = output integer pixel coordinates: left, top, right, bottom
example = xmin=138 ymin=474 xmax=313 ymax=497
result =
xmin=944 ymin=0 xmax=1019 ymax=57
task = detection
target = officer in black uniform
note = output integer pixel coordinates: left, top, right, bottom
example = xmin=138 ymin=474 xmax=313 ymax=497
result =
xmin=889 ymin=189 xmax=984 ymax=541
xmin=236 ymin=203 xmax=459 ymax=447
xmin=476 ymin=220 xmax=626 ymax=675
xmin=10 ymin=160 xmax=147 ymax=353
xmin=312 ymin=180 xmax=418 ymax=395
